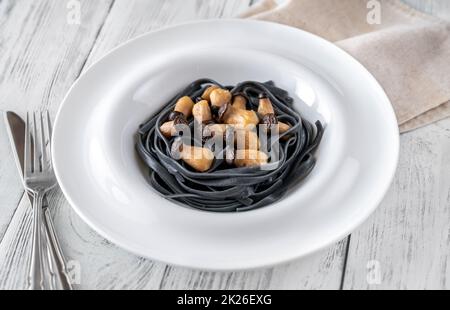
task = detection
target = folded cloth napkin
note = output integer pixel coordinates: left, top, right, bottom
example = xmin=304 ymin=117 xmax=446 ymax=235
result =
xmin=241 ymin=0 xmax=450 ymax=133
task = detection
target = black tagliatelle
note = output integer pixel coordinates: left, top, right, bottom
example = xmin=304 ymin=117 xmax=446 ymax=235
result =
xmin=136 ymin=79 xmax=324 ymax=212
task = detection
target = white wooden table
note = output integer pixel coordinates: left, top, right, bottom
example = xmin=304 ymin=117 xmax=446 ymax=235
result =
xmin=0 ymin=0 xmax=449 ymax=290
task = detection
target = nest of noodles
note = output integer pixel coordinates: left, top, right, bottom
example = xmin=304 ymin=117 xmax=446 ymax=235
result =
xmin=137 ymin=79 xmax=324 ymax=212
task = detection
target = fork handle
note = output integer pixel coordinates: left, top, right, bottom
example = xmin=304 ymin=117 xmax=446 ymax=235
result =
xmin=28 ymin=191 xmax=45 ymax=290
xmin=42 ymin=207 xmax=73 ymax=290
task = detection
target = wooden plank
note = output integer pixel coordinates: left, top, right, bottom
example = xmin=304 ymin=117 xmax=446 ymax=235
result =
xmin=0 ymin=195 xmax=32 ymax=289
xmin=40 ymin=0 xmax=347 ymax=290
xmin=0 ymin=119 xmax=23 ymax=240
xmin=343 ymin=118 xmax=450 ymax=290
xmin=0 ymin=0 xmax=114 ymax=289
xmin=342 ymin=0 xmax=450 ymax=290
xmin=158 ymin=240 xmax=348 ymax=290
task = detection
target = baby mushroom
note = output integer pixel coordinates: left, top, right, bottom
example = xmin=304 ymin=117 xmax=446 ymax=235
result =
xmin=234 ymin=150 xmax=269 ymax=168
xmin=210 ymin=89 xmax=232 ymax=120
xmin=210 ymin=89 xmax=232 ymax=108
xmin=222 ymin=106 xmax=259 ymax=128
xmin=232 ymin=94 xmax=248 ymax=110
xmin=160 ymin=96 xmax=193 ymax=138
xmin=235 ymin=129 xmax=260 ymax=150
xmin=160 ymin=117 xmax=189 ymax=138
xmin=278 ymin=122 xmax=292 ymax=135
xmin=218 ymin=93 xmax=259 ymax=128
xmin=192 ymin=100 xmax=212 ymax=124
xmin=171 ymin=138 xmax=214 ymax=172
xmin=170 ymin=96 xmax=194 ymax=120
xmin=203 ymin=125 xmax=260 ymax=150
xmin=258 ymin=93 xmax=278 ymax=127
xmin=258 ymin=93 xmax=292 ymax=134
xmin=160 ymin=121 xmax=176 ymax=138
xmin=201 ymin=85 xmax=220 ymax=101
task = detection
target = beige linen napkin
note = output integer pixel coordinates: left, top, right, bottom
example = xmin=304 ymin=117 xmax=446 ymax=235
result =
xmin=241 ymin=0 xmax=450 ymax=133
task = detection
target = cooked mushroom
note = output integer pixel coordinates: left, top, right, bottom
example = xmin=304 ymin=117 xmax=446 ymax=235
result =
xmin=162 ymin=96 xmax=194 ymax=137
xmin=210 ymin=89 xmax=232 ymax=108
xmin=171 ymin=138 xmax=214 ymax=172
xmin=232 ymin=94 xmax=248 ymax=110
xmin=172 ymin=96 xmax=194 ymax=119
xmin=235 ymin=129 xmax=260 ymax=150
xmin=160 ymin=120 xmax=176 ymax=138
xmin=222 ymin=106 xmax=259 ymax=128
xmin=192 ymin=100 xmax=212 ymax=123
xmin=258 ymin=93 xmax=278 ymax=127
xmin=258 ymin=93 xmax=275 ymax=118
xmin=160 ymin=116 xmax=189 ymax=138
xmin=258 ymin=94 xmax=292 ymax=134
xmin=234 ymin=150 xmax=268 ymax=168
xmin=201 ymin=85 xmax=220 ymax=101
xmin=203 ymin=124 xmax=260 ymax=151
xmin=203 ymin=123 xmax=228 ymax=139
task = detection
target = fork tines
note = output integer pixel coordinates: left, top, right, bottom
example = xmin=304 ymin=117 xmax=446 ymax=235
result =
xmin=24 ymin=111 xmax=53 ymax=176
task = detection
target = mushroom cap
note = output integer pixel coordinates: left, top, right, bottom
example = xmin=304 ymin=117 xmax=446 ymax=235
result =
xmin=262 ymin=113 xmax=279 ymax=127
xmin=173 ymin=115 xmax=188 ymax=126
xmin=210 ymin=88 xmax=232 ymax=108
xmin=258 ymin=96 xmax=275 ymax=117
xmin=174 ymin=96 xmax=194 ymax=118
xmin=201 ymin=85 xmax=220 ymax=101
xmin=232 ymin=93 xmax=249 ymax=110
xmin=192 ymin=100 xmax=212 ymax=123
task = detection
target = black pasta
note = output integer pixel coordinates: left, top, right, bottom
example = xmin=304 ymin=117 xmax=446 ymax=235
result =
xmin=136 ymin=79 xmax=324 ymax=212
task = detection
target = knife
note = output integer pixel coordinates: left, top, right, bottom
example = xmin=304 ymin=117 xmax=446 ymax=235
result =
xmin=4 ymin=111 xmax=73 ymax=290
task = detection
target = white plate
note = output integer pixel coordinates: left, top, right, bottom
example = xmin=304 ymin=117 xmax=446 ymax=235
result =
xmin=53 ymin=20 xmax=399 ymax=270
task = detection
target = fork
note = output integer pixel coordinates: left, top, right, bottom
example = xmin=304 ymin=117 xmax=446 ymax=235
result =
xmin=24 ymin=111 xmax=72 ymax=290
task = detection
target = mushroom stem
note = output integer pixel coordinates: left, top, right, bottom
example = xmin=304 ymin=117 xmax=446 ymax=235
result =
xmin=258 ymin=94 xmax=275 ymax=118
xmin=202 ymin=85 xmax=220 ymax=101
xmin=232 ymin=94 xmax=247 ymax=110
xmin=192 ymin=100 xmax=212 ymax=124
xmin=258 ymin=94 xmax=281 ymax=133
xmin=203 ymin=123 xmax=228 ymax=139
xmin=160 ymin=118 xmax=188 ymax=138
xmin=235 ymin=129 xmax=260 ymax=150
xmin=234 ymin=150 xmax=268 ymax=168
xmin=171 ymin=139 xmax=214 ymax=172
xmin=160 ymin=121 xmax=176 ymax=138
xmin=223 ymin=106 xmax=259 ymax=128
xmin=174 ymin=96 xmax=194 ymax=118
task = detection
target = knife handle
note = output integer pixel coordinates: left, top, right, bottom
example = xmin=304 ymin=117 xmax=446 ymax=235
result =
xmin=28 ymin=192 xmax=45 ymax=290
xmin=41 ymin=204 xmax=74 ymax=290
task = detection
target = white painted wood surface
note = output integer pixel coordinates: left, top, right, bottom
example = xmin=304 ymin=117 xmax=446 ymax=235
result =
xmin=0 ymin=0 xmax=449 ymax=290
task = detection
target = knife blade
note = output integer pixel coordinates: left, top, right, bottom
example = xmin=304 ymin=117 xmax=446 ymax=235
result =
xmin=5 ymin=112 xmax=26 ymax=180
xmin=4 ymin=111 xmax=73 ymax=290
